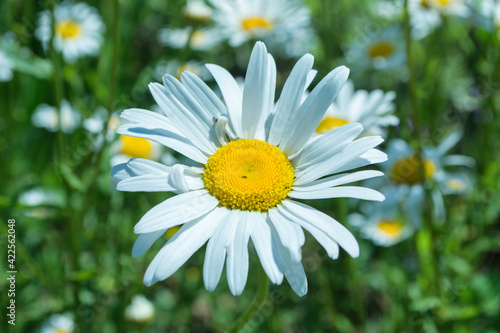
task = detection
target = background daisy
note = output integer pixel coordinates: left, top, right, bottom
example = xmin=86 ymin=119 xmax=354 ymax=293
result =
xmin=35 ymin=1 xmax=105 ymax=62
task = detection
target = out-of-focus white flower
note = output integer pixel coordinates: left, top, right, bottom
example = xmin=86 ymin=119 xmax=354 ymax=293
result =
xmin=408 ymin=0 xmax=469 ymax=39
xmin=347 ymin=27 xmax=405 ymax=71
xmin=35 ymin=1 xmax=104 ymax=63
xmin=124 ymin=295 xmax=155 ymax=323
xmin=350 ymin=188 xmax=413 ymax=247
xmin=32 ymin=100 xmax=81 ymax=133
xmin=316 ymin=80 xmax=398 ymax=137
xmin=40 ymin=314 xmax=74 ymax=333
xmin=158 ymin=27 xmax=223 ymax=51
xmin=209 ymin=0 xmax=315 ymax=57
xmin=183 ymin=0 xmax=213 ymax=22
xmin=0 ymin=50 xmax=14 ymax=81
xmin=379 ymin=132 xmax=474 ymax=225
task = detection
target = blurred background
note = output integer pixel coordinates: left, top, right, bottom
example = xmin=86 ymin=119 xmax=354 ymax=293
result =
xmin=1 ymin=0 xmax=499 ymax=332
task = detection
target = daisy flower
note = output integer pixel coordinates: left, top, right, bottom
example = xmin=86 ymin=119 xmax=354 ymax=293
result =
xmin=349 ymin=187 xmax=413 ymax=247
xmin=347 ymin=27 xmax=405 ymax=71
xmin=209 ymin=0 xmax=315 ymax=57
xmin=316 ymin=80 xmax=398 ymax=137
xmin=124 ymin=295 xmax=155 ymax=323
xmin=35 ymin=1 xmax=104 ymax=63
xmin=32 ymin=100 xmax=81 ymax=133
xmin=0 ymin=49 xmax=14 ymax=81
xmin=408 ymin=0 xmax=469 ymax=39
xmin=40 ymin=314 xmax=74 ymax=333
xmin=112 ymin=42 xmax=387 ymax=296
xmin=382 ymin=131 xmax=474 ymax=224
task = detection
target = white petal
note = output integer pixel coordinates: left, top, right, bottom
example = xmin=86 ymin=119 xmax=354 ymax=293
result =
xmin=206 ymin=63 xmax=243 ymax=138
xmin=275 ymin=237 xmax=308 ymax=297
xmin=180 ymin=70 xmax=227 ymax=118
xmin=275 ymin=204 xmax=339 ymax=259
xmin=441 ymin=155 xmax=475 ymax=167
xmin=226 ymin=211 xmax=252 ymax=296
xmin=292 ymin=123 xmax=363 ymax=170
xmin=241 ymin=41 xmax=270 ymax=140
xmin=126 ymin=158 xmax=171 ymax=175
xmin=143 ymin=207 xmax=224 ymax=286
xmin=134 ymin=191 xmax=219 ymax=233
xmin=132 ymin=230 xmax=166 ymax=257
xmin=267 ymin=209 xmax=304 ymax=262
xmin=289 ymin=186 xmax=385 ymax=201
xmin=250 ymin=213 xmax=284 ymax=285
xmin=293 ymin=170 xmax=384 ymax=192
xmin=203 ymin=210 xmax=237 ymax=291
xmin=111 ymin=163 xmax=134 ymax=180
xmin=268 ymin=54 xmax=314 ymax=146
xmin=294 ymin=136 xmax=384 ymax=185
xmin=117 ymin=124 xmax=208 ymax=164
xmin=333 ymin=149 xmax=388 ymax=174
xmin=149 ymin=82 xmax=216 ymax=154
xmin=120 ymin=108 xmax=180 ymax=134
xmin=281 ymin=200 xmax=359 ymax=258
xmin=280 ymin=66 xmax=350 ymax=156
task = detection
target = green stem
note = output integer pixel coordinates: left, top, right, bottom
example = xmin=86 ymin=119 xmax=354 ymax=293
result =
xmin=228 ymin=263 xmax=269 ymax=333
xmin=404 ymin=0 xmax=439 ymax=295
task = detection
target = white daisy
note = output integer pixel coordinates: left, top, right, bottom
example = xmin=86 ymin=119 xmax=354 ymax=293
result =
xmin=350 ymin=187 xmax=413 ymax=247
xmin=409 ymin=0 xmax=469 ymax=39
xmin=158 ymin=27 xmax=223 ymax=52
xmin=0 ymin=49 xmax=14 ymax=81
xmin=40 ymin=314 xmax=74 ymax=333
xmin=316 ymin=80 xmax=398 ymax=137
xmin=347 ymin=26 xmax=405 ymax=71
xmin=209 ymin=0 xmax=315 ymax=57
xmin=32 ymin=100 xmax=81 ymax=133
xmin=35 ymin=1 xmax=104 ymax=63
xmin=381 ymin=131 xmax=474 ymax=224
xmin=112 ymin=42 xmax=387 ymax=296
xmin=124 ymin=295 xmax=155 ymax=323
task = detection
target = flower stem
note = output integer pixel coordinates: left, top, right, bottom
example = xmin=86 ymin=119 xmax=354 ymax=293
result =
xmin=228 ymin=263 xmax=269 ymax=333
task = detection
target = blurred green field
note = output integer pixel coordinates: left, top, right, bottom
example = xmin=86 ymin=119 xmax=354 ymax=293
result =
xmin=1 ymin=0 xmax=500 ymax=332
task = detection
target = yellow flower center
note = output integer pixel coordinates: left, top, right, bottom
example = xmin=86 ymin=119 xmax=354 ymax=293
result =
xmin=377 ymin=220 xmax=404 ymax=237
xmin=367 ymin=41 xmax=395 ymax=58
xmin=56 ymin=20 xmax=81 ymax=39
xmin=120 ymin=135 xmax=153 ymax=159
xmin=390 ymin=155 xmax=436 ymax=185
xmin=204 ymin=139 xmax=294 ymax=212
xmin=316 ymin=116 xmax=350 ymax=134
xmin=241 ymin=17 xmax=273 ymax=32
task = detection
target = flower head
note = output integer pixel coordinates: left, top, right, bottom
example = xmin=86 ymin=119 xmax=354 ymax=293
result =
xmin=209 ymin=0 xmax=315 ymax=57
xmin=32 ymin=100 xmax=81 ymax=133
xmin=35 ymin=1 xmax=105 ymax=63
xmin=112 ymin=42 xmax=387 ymax=296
